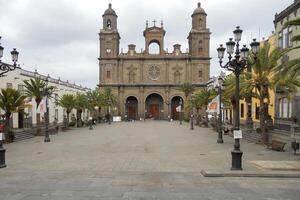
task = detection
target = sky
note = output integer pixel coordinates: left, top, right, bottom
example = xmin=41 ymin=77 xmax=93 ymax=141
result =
xmin=0 ymin=0 xmax=294 ymax=89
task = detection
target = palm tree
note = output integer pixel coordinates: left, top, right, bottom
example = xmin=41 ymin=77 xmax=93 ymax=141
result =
xmin=0 ymin=88 xmax=26 ymax=135
xmin=57 ymin=94 xmax=76 ymax=127
xmin=243 ymin=43 xmax=284 ymax=144
xmin=23 ymin=77 xmax=55 ymax=133
xmin=86 ymin=89 xmax=104 ymax=120
xmin=178 ymin=82 xmax=195 ymax=101
xmin=75 ymin=93 xmax=88 ymax=127
xmin=100 ymin=87 xmax=118 ymax=120
xmin=189 ymin=89 xmax=217 ymax=127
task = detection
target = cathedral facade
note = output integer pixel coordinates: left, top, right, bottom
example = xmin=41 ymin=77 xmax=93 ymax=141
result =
xmin=98 ymin=3 xmax=210 ymax=120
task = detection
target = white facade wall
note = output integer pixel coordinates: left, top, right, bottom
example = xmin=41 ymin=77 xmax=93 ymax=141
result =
xmin=0 ymin=67 xmax=91 ymax=128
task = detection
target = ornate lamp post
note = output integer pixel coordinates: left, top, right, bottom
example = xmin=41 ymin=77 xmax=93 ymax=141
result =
xmin=0 ymin=37 xmax=19 ymax=168
xmin=44 ymin=75 xmax=51 ymax=143
xmin=217 ymin=26 xmax=259 ymax=170
xmin=190 ymin=94 xmax=195 ymax=130
xmin=216 ymin=73 xmax=225 ymax=143
xmin=108 ymin=98 xmax=112 ymax=125
xmin=0 ymin=37 xmax=19 ymax=77
xmin=179 ymin=98 xmax=183 ymax=125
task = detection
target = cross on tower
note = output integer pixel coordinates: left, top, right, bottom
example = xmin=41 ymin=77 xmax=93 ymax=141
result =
xmin=153 ymin=20 xmax=156 ymax=27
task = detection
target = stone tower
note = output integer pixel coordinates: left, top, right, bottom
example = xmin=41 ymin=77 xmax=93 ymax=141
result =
xmin=99 ymin=3 xmax=120 ymax=59
xmin=188 ymin=2 xmax=210 ymax=58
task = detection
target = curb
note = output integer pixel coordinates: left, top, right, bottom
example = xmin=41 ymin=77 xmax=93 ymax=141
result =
xmin=200 ymin=170 xmax=300 ymax=178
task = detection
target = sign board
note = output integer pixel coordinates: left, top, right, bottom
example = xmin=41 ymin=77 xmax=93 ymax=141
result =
xmin=0 ymin=132 xmax=4 ymax=141
xmin=113 ymin=116 xmax=121 ymax=122
xmin=233 ymin=130 xmax=242 ymax=139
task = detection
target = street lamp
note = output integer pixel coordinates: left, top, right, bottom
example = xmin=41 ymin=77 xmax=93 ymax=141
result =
xmin=44 ymin=75 xmax=50 ymax=142
xmin=108 ymin=98 xmax=112 ymax=125
xmin=190 ymin=94 xmax=195 ymax=130
xmin=179 ymin=98 xmax=183 ymax=125
xmin=216 ymin=73 xmax=225 ymax=144
xmin=0 ymin=37 xmax=19 ymax=77
xmin=217 ymin=26 xmax=259 ymax=170
xmin=0 ymin=129 xmax=6 ymax=168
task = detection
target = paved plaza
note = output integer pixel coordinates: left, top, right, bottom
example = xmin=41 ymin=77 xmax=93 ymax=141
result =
xmin=1 ymin=121 xmax=300 ymax=199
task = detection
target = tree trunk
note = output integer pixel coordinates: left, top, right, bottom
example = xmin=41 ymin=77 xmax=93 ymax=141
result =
xmin=204 ymin=104 xmax=209 ymax=127
xmin=66 ymin=112 xmax=70 ymax=128
xmin=260 ymin=93 xmax=268 ymax=145
xmin=4 ymin=112 xmax=11 ymax=134
xmin=35 ymin=99 xmax=41 ymax=135
xmin=196 ymin=108 xmax=200 ymax=125
xmin=77 ymin=110 xmax=82 ymax=127
xmin=231 ymin=97 xmax=236 ymax=127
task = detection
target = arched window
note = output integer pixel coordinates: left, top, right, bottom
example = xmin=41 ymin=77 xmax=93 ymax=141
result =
xmin=149 ymin=41 xmax=160 ymax=54
xmin=199 ymin=19 xmax=203 ymax=28
xmin=107 ymin=19 xmax=112 ymax=29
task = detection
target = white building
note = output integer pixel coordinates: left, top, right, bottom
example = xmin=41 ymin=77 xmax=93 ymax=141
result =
xmin=0 ymin=65 xmax=91 ymax=129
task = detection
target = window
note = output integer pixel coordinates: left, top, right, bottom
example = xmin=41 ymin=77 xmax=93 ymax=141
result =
xmin=107 ymin=71 xmax=111 ymax=79
xmin=278 ymin=31 xmax=283 ymax=48
xmin=279 ymin=97 xmax=292 ymax=118
xmin=54 ymin=94 xmax=58 ymax=104
xmin=198 ymin=40 xmax=203 ymax=53
xmin=6 ymin=83 xmax=13 ymax=89
xmin=55 ymin=109 xmax=58 ymax=121
xmin=241 ymin=103 xmax=244 ymax=118
xmin=107 ymin=19 xmax=111 ymax=29
xmin=199 ymin=19 xmax=203 ymax=28
xmin=255 ymin=103 xmax=260 ymax=120
xmin=18 ymin=84 xmax=24 ymax=94
xmin=198 ymin=70 xmax=203 ymax=78
xmin=288 ymin=27 xmax=293 ymax=47
xmin=279 ymin=27 xmax=293 ymax=49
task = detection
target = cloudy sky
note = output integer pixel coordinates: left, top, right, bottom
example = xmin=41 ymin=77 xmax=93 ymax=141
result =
xmin=0 ymin=0 xmax=294 ymax=89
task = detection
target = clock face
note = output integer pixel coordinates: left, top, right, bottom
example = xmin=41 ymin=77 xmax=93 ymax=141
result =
xmin=106 ymin=48 xmax=111 ymax=53
xmin=149 ymin=65 xmax=160 ymax=80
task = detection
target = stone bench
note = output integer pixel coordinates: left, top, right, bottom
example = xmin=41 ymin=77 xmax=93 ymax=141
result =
xmin=271 ymin=140 xmax=286 ymax=152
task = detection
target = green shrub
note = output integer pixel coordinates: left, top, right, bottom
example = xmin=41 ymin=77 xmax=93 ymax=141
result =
xmin=69 ymin=121 xmax=76 ymax=127
xmin=5 ymin=131 xmax=15 ymax=142
xmin=256 ymin=128 xmax=262 ymax=134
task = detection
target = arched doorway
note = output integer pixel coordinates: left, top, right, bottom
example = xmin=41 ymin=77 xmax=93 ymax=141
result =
xmin=145 ymin=94 xmax=164 ymax=120
xmin=125 ymin=96 xmax=138 ymax=120
xmin=171 ymin=96 xmax=183 ymax=120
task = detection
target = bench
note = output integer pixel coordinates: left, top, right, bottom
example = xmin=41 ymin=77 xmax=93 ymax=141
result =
xmin=271 ymin=140 xmax=286 ymax=152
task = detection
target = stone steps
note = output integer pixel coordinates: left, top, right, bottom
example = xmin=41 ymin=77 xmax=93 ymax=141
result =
xmin=14 ymin=130 xmax=35 ymax=142
xmin=242 ymin=130 xmax=262 ymax=144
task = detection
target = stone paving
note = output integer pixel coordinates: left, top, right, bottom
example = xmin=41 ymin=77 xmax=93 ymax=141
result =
xmin=1 ymin=121 xmax=300 ymax=199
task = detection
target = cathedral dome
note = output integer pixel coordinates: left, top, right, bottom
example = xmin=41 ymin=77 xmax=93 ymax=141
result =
xmin=103 ymin=3 xmax=117 ymax=16
xmin=192 ymin=2 xmax=206 ymax=16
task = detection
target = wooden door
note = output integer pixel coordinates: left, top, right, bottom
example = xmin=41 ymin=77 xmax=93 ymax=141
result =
xmin=128 ymin=106 xmax=137 ymax=120
xmin=18 ymin=109 xmax=24 ymax=128
xmin=171 ymin=104 xmax=179 ymax=120
xmin=149 ymin=104 xmax=159 ymax=119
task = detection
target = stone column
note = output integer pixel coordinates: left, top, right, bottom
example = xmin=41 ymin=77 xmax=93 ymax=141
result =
xmin=120 ymin=87 xmax=125 ymax=119
xmin=164 ymin=87 xmax=170 ymax=119
xmin=139 ymin=86 xmax=144 ymax=119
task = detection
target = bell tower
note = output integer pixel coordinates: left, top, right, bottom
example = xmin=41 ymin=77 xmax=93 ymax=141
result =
xmin=143 ymin=20 xmax=166 ymax=55
xmin=99 ymin=3 xmax=120 ymax=59
xmin=188 ymin=2 xmax=210 ymax=58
